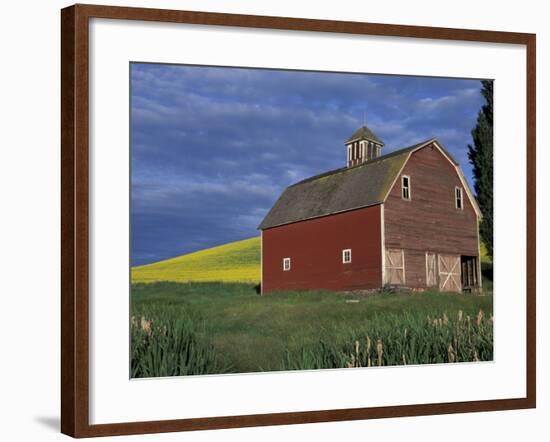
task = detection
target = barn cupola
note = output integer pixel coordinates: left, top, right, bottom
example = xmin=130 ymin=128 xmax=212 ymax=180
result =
xmin=345 ymin=125 xmax=384 ymax=167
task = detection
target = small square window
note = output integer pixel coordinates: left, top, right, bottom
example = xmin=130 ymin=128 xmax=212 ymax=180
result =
xmin=342 ymin=249 xmax=352 ymax=264
xmin=402 ymin=175 xmax=411 ymax=200
xmin=283 ymin=257 xmax=291 ymax=271
xmin=455 ymin=186 xmax=463 ymax=210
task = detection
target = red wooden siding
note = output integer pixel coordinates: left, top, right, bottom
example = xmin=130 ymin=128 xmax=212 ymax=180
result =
xmin=262 ymin=205 xmax=381 ymax=293
xmin=384 ymin=143 xmax=480 ymax=288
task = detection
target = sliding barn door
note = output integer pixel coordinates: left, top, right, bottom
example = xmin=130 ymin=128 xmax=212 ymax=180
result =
xmin=425 ymin=252 xmax=437 ymax=287
xmin=438 ymin=254 xmax=461 ymax=292
xmin=384 ymin=249 xmax=405 ymax=285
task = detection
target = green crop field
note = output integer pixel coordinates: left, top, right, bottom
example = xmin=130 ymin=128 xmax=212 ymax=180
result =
xmin=131 ymin=282 xmax=493 ymax=377
xmin=130 ymin=237 xmax=493 ymax=378
xmin=131 ymin=237 xmax=260 ymax=284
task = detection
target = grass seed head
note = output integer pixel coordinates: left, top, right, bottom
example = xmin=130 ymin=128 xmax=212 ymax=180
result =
xmin=376 ymin=338 xmax=384 ymax=366
xmin=347 ymin=353 xmax=356 ymax=368
xmin=140 ymin=317 xmax=153 ymax=335
xmin=448 ymin=344 xmax=456 ymax=363
xmin=477 ymin=309 xmax=484 ymax=326
xmin=366 ymin=335 xmax=372 ymax=367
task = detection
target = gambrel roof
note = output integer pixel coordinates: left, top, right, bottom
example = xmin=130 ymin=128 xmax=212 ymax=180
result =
xmin=258 ymin=139 xmax=480 ymax=230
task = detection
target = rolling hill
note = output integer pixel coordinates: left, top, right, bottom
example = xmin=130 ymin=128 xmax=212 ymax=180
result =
xmin=131 ymin=236 xmax=261 ymax=284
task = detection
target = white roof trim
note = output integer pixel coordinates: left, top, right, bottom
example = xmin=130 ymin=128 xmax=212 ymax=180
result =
xmin=346 ymin=137 xmax=385 ymax=146
xmin=381 ymin=138 xmax=482 ymax=218
xmin=381 ymin=139 xmax=433 ymax=206
xmin=431 ymin=140 xmax=482 ymax=218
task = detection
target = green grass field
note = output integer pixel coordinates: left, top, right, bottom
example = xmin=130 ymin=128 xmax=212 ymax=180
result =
xmin=131 ymin=237 xmax=260 ymax=283
xmin=131 ymin=237 xmax=493 ymax=377
xmin=131 ymin=282 xmax=493 ymax=377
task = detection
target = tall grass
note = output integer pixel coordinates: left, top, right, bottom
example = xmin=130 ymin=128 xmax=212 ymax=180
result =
xmin=131 ymin=311 xmax=232 ymax=378
xmin=131 ymin=282 xmax=493 ymax=376
xmin=282 ymin=309 xmax=493 ymax=370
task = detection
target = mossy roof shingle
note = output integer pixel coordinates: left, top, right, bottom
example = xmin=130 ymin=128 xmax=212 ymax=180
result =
xmin=345 ymin=125 xmax=385 ymax=145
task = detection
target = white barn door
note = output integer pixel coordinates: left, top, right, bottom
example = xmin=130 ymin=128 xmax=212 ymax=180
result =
xmin=384 ymin=249 xmax=405 ymax=285
xmin=438 ymin=254 xmax=461 ymax=292
xmin=425 ymin=252 xmax=437 ymax=287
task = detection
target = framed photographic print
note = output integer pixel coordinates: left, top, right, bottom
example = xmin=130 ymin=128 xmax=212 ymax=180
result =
xmin=61 ymin=3 xmax=536 ymax=438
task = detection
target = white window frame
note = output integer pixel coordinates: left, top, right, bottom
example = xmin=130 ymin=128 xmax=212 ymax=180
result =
xmin=282 ymin=257 xmax=291 ymax=271
xmin=342 ymin=248 xmax=352 ymax=264
xmin=401 ymin=175 xmax=411 ymax=200
xmin=455 ymin=186 xmax=464 ymax=210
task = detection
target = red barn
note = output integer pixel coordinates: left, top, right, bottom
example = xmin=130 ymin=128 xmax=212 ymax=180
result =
xmin=258 ymin=126 xmax=482 ymax=294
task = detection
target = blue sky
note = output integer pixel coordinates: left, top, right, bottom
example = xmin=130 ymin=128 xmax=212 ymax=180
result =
xmin=131 ymin=63 xmax=486 ymax=266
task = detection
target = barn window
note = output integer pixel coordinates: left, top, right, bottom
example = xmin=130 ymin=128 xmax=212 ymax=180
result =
xmin=401 ymin=175 xmax=411 ymax=200
xmin=283 ymin=257 xmax=291 ymax=271
xmin=455 ymin=186 xmax=463 ymax=210
xmin=342 ymin=249 xmax=352 ymax=264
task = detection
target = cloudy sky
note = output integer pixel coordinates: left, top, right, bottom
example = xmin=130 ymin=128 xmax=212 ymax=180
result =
xmin=131 ymin=63 xmax=485 ymax=266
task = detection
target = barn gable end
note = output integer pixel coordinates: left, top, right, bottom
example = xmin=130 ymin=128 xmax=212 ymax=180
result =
xmin=381 ymin=140 xmax=481 ymax=217
xmin=383 ymin=142 xmax=481 ymax=290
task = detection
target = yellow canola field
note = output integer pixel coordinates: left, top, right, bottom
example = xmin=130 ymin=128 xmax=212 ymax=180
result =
xmin=131 ymin=236 xmax=261 ymax=284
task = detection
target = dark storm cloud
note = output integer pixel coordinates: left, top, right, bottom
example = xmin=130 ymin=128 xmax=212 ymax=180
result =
xmin=131 ymin=63 xmax=484 ymax=265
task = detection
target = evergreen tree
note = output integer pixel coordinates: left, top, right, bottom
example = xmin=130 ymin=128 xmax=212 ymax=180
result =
xmin=468 ymin=80 xmax=493 ymax=258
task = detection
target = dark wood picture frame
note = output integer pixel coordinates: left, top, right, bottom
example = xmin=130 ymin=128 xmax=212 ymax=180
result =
xmin=61 ymin=3 xmax=536 ymax=438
